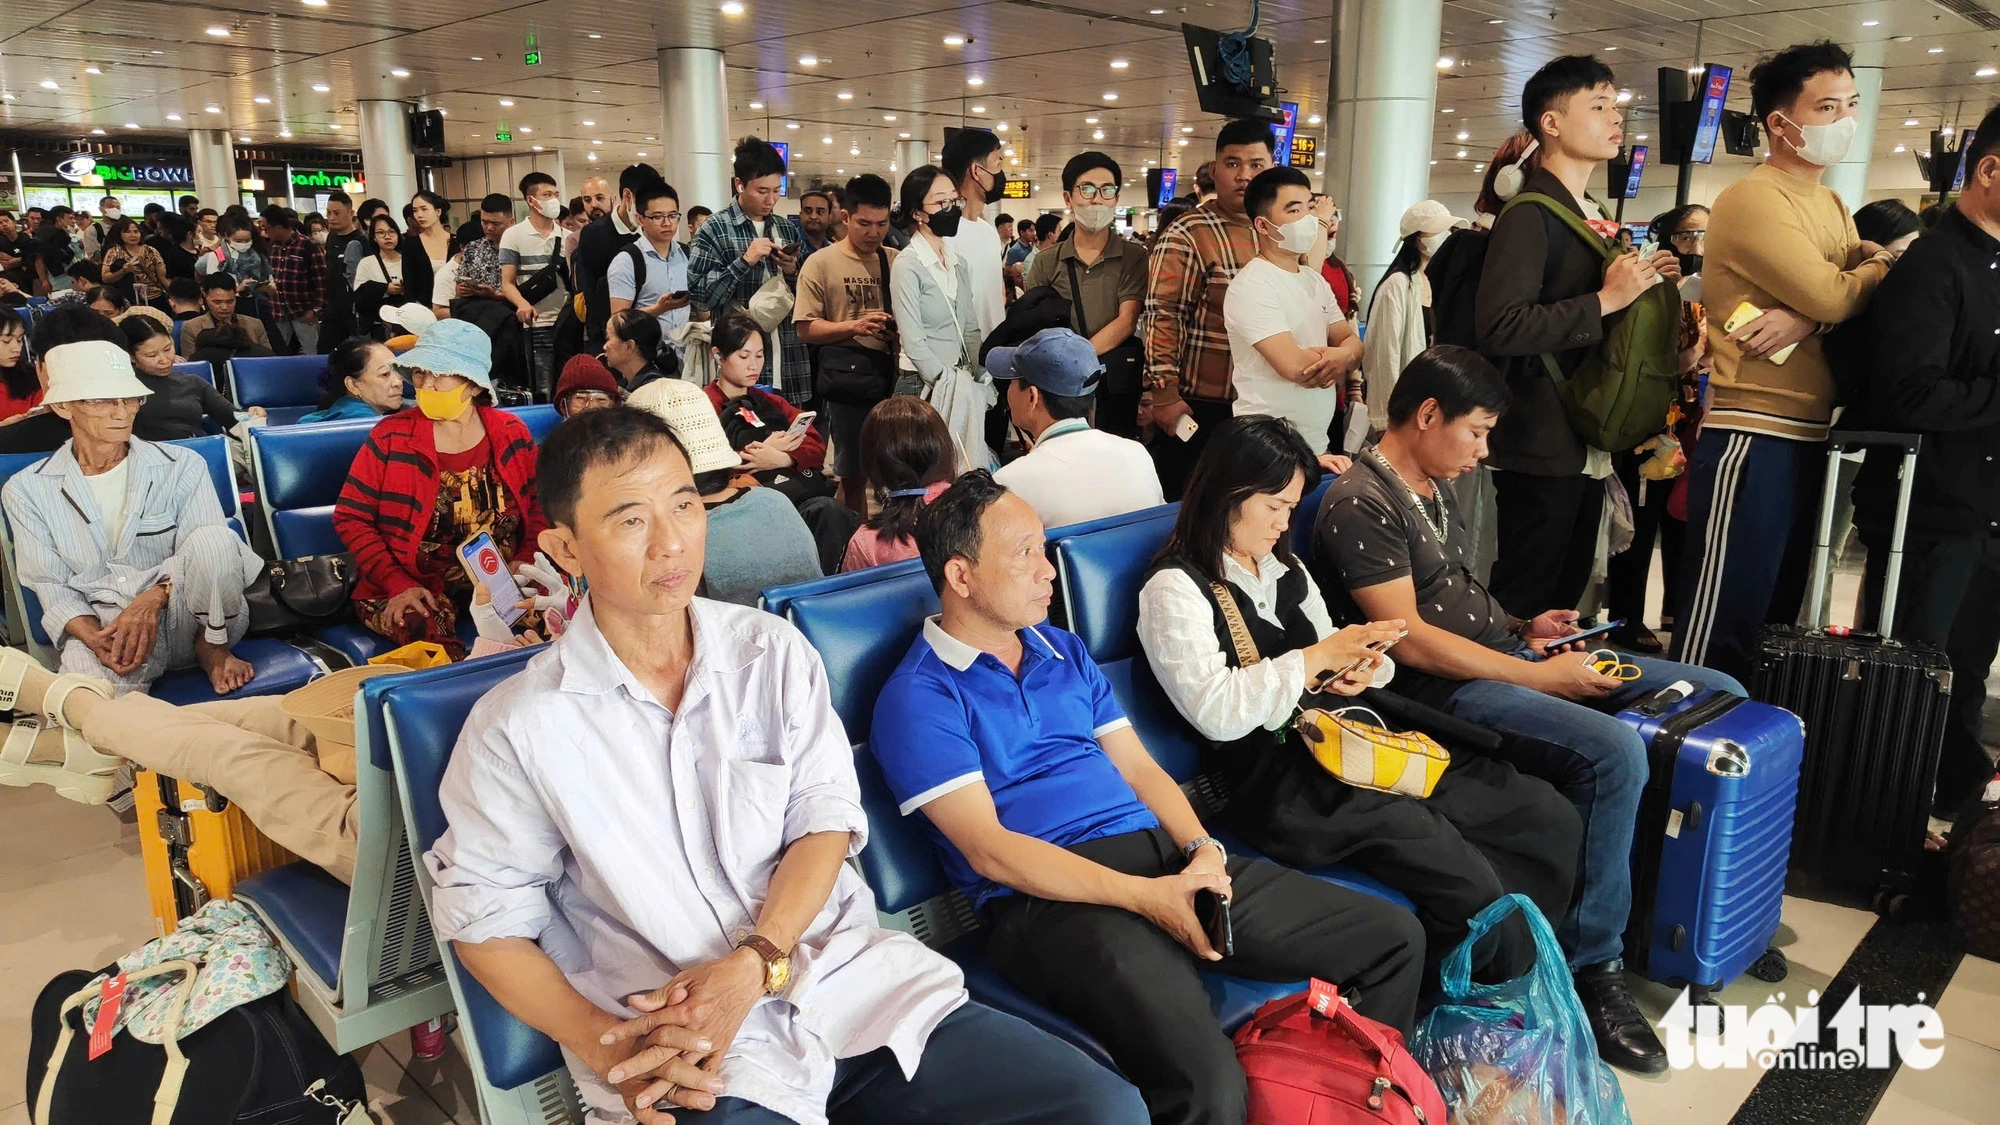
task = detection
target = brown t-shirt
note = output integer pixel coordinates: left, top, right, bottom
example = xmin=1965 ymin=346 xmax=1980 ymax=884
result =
xmin=795 ymin=241 xmax=898 ymax=353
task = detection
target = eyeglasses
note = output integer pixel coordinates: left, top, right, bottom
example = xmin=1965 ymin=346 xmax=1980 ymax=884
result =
xmin=78 ymin=397 xmax=144 ymax=410
xmin=567 ymin=390 xmax=614 ymax=404
xmin=1669 ymin=230 xmax=1706 ymax=245
xmin=641 ymin=211 xmax=683 ymax=224
xmin=928 ymin=197 xmax=964 ymax=213
xmin=1073 ymin=183 xmax=1120 ymax=201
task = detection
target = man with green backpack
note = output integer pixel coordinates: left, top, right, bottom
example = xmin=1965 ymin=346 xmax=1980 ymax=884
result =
xmin=1474 ymin=55 xmax=1683 ymax=622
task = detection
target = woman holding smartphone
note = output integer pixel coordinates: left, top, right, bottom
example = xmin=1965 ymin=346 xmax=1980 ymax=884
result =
xmin=1135 ymin=414 xmax=1580 ymax=983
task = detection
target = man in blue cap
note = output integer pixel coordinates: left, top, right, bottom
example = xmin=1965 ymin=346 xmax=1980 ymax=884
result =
xmin=991 ymin=328 xmax=1163 ymax=529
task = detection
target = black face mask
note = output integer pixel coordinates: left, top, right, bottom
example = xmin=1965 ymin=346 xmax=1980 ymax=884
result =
xmin=983 ymin=166 xmax=1007 ymax=205
xmin=926 ymin=205 xmax=964 ymax=238
xmin=1676 ymin=252 xmax=1703 ymax=276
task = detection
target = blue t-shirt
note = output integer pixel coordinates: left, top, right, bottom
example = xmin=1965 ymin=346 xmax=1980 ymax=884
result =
xmin=869 ymin=617 xmax=1160 ymax=907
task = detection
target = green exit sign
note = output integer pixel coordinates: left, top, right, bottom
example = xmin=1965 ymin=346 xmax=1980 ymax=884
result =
xmin=524 ymin=50 xmax=541 ymax=66
xmin=495 ymin=128 xmax=513 ymax=142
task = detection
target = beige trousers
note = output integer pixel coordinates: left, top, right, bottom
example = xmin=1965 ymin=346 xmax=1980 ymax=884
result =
xmin=82 ymin=693 xmax=358 ymax=883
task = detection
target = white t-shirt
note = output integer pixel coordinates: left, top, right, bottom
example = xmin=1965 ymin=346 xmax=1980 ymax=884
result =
xmin=946 ymin=214 xmax=1006 ymax=339
xmin=351 ymin=255 xmax=403 ymax=291
xmin=499 ymin=220 xmax=569 ymax=328
xmin=433 ymin=257 xmax=459 ymax=308
xmin=84 ymin=457 xmax=131 ymax=544
xmin=1223 ymin=255 xmax=1345 ymax=454
xmin=993 ymin=420 xmax=1165 ymax=530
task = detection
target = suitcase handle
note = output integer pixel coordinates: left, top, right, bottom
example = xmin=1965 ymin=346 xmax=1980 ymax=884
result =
xmin=1805 ymin=431 xmax=1923 ymax=636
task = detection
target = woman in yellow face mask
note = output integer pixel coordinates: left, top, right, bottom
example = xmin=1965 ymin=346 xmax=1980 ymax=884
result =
xmin=331 ymin=319 xmax=550 ymax=658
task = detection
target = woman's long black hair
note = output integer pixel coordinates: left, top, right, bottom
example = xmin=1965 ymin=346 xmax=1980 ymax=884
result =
xmin=0 ymin=306 xmax=35 ymax=401
xmin=608 ymin=308 xmax=665 ymax=373
xmin=317 ymin=336 xmax=387 ymax=411
xmin=1155 ymin=414 xmax=1321 ymax=584
xmin=1366 ymin=231 xmax=1427 ymax=324
xmin=860 ymin=396 xmax=956 ymax=547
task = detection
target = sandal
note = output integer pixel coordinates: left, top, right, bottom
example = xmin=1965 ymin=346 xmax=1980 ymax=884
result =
xmin=0 ymin=715 xmax=125 ymax=805
xmin=42 ymin=674 xmax=112 ymax=732
xmin=0 ymin=646 xmax=43 ymax=712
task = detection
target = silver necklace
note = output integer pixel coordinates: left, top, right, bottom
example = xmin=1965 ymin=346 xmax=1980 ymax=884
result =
xmin=1368 ymin=446 xmax=1448 ymax=545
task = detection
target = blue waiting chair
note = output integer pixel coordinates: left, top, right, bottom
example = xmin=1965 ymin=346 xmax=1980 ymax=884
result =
xmin=249 ymin=418 xmax=391 ymax=662
xmin=0 ymin=435 xmax=329 ymax=702
xmin=1291 ymin=470 xmax=1335 ymax=562
xmin=231 ymin=354 xmax=331 ymax=425
xmin=171 ymin=360 xmax=217 ymax=387
xmin=379 ymin=650 xmax=586 ymax=1125
xmin=511 ymin=403 xmax=561 ymax=443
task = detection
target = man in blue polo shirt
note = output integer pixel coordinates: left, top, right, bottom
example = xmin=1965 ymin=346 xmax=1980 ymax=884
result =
xmin=869 ymin=472 xmax=1424 ymax=1125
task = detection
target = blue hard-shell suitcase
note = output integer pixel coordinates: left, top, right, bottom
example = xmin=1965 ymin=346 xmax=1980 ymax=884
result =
xmin=1618 ymin=678 xmax=1805 ymax=1000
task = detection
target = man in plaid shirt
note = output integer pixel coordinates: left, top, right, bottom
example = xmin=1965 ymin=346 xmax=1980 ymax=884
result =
xmin=688 ymin=137 xmax=812 ymax=404
xmin=261 ymin=205 xmax=324 ymax=354
xmin=1140 ymin=118 xmax=1274 ymax=499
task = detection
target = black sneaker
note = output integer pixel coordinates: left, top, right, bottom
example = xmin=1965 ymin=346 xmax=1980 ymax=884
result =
xmin=1572 ymin=961 xmax=1668 ymax=1075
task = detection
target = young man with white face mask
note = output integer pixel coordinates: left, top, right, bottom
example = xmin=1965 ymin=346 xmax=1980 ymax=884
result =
xmin=1221 ymin=165 xmax=1361 ymax=469
xmin=1020 ymin=151 xmax=1150 ymax=437
xmin=1668 ymin=40 xmax=1897 ymax=683
xmin=499 ymin=171 xmax=572 ymax=400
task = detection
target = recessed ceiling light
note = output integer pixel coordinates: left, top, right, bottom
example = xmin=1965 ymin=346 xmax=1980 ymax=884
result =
xmin=1863 ymin=20 xmax=1879 ymax=27
xmin=898 ymin=131 xmax=910 ymax=138
xmin=1895 ymin=144 xmax=1907 ymax=152
xmin=883 ymin=113 xmax=897 ymax=121
xmin=1605 ymin=45 xmax=1618 ymax=51
xmin=329 ymin=123 xmax=342 ymax=130
xmin=1441 ymin=106 xmax=1454 ymax=114
xmin=278 ymin=129 xmax=291 ymax=137
xmin=312 ymin=82 xmax=331 ymax=92
xmin=1456 ymin=149 xmax=1468 ymax=158
xmin=1636 ymin=133 xmax=1649 ymax=140
xmin=150 ymin=50 xmax=163 ymax=55
xmin=124 ymin=122 xmax=138 ymax=128
xmin=1092 ymin=129 xmax=1105 ymax=140
xmin=520 ymin=126 xmax=532 ymax=133
xmin=470 ymin=56 xmax=483 ymax=62
xmin=1307 ymin=114 xmax=1322 ymax=125
xmin=1111 ymin=59 xmax=1129 ymax=69
xmin=592 ymin=138 xmax=603 ymax=145
xmin=970 ymin=105 xmax=985 ymax=113
xmin=1436 ymin=56 xmax=1454 ymax=69
xmin=995 ymin=121 xmax=1008 ymax=132
xmin=391 ymin=68 xmax=410 ymax=78
xmin=1616 ymin=89 xmax=1633 ymax=102
xmin=1475 ymin=164 xmax=1485 ymax=171
xmin=646 ymin=136 xmax=655 ymax=141
xmin=1943 ymin=125 xmax=1957 ymax=135
xmin=205 ymin=104 xmax=222 ymax=113
xmin=1982 ymin=66 xmax=2000 ymax=78
xmin=799 ymin=55 xmax=818 ymax=66
xmin=165 ymin=112 xmax=181 ymax=120
xmin=90 ymin=127 xmax=105 ymax=135
xmin=533 ymin=144 xmax=545 ymax=151
xmin=967 ymin=76 xmax=985 ymax=87
xmin=837 ymin=91 xmax=853 ymax=100
xmin=1456 ymin=130 xmax=1469 ymax=140
xmin=1176 ymin=137 xmax=1189 ymax=146
xmin=1430 ymin=159 xmax=1438 ymax=165
xmin=822 ymin=135 xmax=833 ymax=143
xmin=237 ymin=135 xmax=250 ymax=142
xmin=39 ymin=79 xmax=58 ymax=90
xmin=1930 ymin=46 xmax=1945 ymax=54
xmin=0 ymin=93 xmax=13 ymax=101
xmin=943 ymin=35 xmax=965 ymax=47
xmin=849 ymin=146 xmax=860 ymax=155
xmin=587 ymin=152 xmax=597 ymax=160
xmin=499 ymin=98 xmax=514 ymax=106
xmin=254 ymin=95 xmax=271 ymax=104
xmin=206 ymin=25 xmax=230 ymax=37
xmin=301 ymin=0 xmax=327 ymax=7
xmin=749 ymin=101 xmax=764 ymax=109
xmin=1487 ymin=17 xmax=1503 ymax=23
xmin=1086 ymin=117 xmax=1100 ymax=124
xmin=581 ymin=119 xmax=595 ymax=126
xmin=787 ymin=121 xmax=800 ymax=129
xmin=1313 ymin=38 xmax=1328 ymax=45
xmin=1149 ymin=7 xmax=1165 ymax=13
xmin=720 ymin=1 xmax=746 ymax=14
xmin=84 ymin=66 xmax=101 ymax=75
xmin=1905 ymin=118 xmax=1921 ymax=126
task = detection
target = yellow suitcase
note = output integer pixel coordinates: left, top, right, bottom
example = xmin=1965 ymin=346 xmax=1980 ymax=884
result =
xmin=134 ymin=769 xmax=297 ymax=937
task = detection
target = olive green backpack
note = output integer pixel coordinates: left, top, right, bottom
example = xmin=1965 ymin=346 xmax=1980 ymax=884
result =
xmin=1498 ymin=191 xmax=1680 ymax=453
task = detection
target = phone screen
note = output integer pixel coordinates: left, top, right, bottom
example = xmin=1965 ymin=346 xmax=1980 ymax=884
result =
xmin=1553 ymin=618 xmax=1624 ymax=650
xmin=458 ymin=532 xmax=527 ymax=626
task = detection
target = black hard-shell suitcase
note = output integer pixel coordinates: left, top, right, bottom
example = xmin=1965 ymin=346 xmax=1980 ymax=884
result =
xmin=1751 ymin=432 xmax=1952 ymax=913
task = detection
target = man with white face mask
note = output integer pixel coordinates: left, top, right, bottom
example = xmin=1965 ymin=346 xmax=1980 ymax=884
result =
xmin=1221 ymin=165 xmax=1362 ymax=468
xmin=1021 ymin=151 xmax=1150 ymax=437
xmin=499 ymin=171 xmax=572 ymax=400
xmin=1668 ymin=40 xmax=1897 ymax=683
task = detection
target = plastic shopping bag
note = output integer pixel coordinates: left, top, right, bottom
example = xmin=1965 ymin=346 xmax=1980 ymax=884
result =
xmin=1411 ymin=894 xmax=1632 ymax=1125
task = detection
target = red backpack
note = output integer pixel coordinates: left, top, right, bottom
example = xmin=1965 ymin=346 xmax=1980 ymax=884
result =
xmin=1236 ymin=980 xmax=1447 ymax=1125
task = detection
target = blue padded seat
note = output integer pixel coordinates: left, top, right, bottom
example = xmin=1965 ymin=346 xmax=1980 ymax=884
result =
xmin=1291 ymin=471 xmax=1334 ymax=562
xmin=231 ymin=354 xmax=329 ymax=413
xmin=376 ymin=648 xmax=560 ymax=1092
xmin=171 ymin=360 xmax=216 ymax=387
xmin=233 ymin=861 xmax=349 ymax=989
xmin=507 ymin=403 xmax=560 ymax=444
xmin=250 ymin=418 xmax=376 ymax=560
xmin=760 ymin=557 xmax=925 ymax=620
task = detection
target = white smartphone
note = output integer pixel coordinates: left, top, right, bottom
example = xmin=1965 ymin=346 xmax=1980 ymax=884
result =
xmin=1172 ymin=414 xmax=1200 ymax=442
xmin=458 ymin=532 xmax=527 ymax=626
xmin=785 ymin=410 xmax=817 ymax=440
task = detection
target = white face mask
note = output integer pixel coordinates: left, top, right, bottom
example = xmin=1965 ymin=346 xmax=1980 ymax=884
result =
xmin=228 ymin=240 xmax=252 ymax=253
xmin=534 ymin=197 xmax=563 ymax=220
xmin=101 ymin=208 xmax=121 ymax=221
xmin=1260 ymin=215 xmax=1320 ymax=255
xmin=312 ymin=231 xmax=329 ymax=245
xmin=1776 ymin=112 xmax=1857 ymax=168
xmin=1072 ymin=204 xmax=1116 ymax=233
xmin=1420 ymin=230 xmax=1451 ymax=257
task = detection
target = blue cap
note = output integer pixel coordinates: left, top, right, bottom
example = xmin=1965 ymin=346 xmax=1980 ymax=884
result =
xmin=393 ymin=319 xmax=495 ymax=391
xmin=986 ymin=328 xmax=1104 ymax=398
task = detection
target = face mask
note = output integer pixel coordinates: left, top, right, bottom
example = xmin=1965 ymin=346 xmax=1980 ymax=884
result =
xmin=1260 ymin=215 xmax=1319 ymax=254
xmin=1776 ymin=112 xmax=1857 ymax=168
xmin=534 ymin=197 xmax=564 ymax=220
xmin=926 ymin=204 xmax=964 ymax=239
xmin=1676 ymin=252 xmax=1703 ymax=276
xmin=983 ymin=166 xmax=1007 ymax=205
xmin=1420 ymin=230 xmax=1451 ymax=257
xmin=228 ymin=240 xmax=252 ymax=253
xmin=416 ymin=386 xmax=470 ymax=422
xmin=102 ymin=209 xmax=122 ymax=222
xmin=1073 ymin=204 xmax=1116 ymax=233
xmin=312 ymin=231 xmax=329 ymax=245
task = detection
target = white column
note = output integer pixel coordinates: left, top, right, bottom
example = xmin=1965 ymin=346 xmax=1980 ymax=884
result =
xmin=357 ymin=100 xmax=418 ymax=210
xmin=895 ymin=139 xmax=927 ymax=179
xmin=658 ymin=49 xmax=733 ymax=216
xmin=1323 ymin=0 xmax=1444 ymax=304
xmin=187 ymin=130 xmax=237 ymax=211
xmin=1825 ymin=50 xmax=1884 ymax=211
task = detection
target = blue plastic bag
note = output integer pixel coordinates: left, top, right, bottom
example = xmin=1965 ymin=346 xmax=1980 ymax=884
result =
xmin=1411 ymin=894 xmax=1632 ymax=1125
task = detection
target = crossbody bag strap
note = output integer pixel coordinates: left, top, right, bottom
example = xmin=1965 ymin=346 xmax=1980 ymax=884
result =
xmin=1065 ymin=256 xmax=1092 ymax=336
xmin=1209 ymin=581 xmax=1262 ymax=668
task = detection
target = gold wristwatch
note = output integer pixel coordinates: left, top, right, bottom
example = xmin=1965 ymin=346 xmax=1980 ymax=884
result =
xmin=735 ymin=934 xmax=792 ymax=994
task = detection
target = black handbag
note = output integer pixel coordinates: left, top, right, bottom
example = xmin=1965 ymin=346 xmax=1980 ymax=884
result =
xmin=816 ymin=343 xmax=895 ymax=405
xmin=515 ymin=251 xmax=570 ymax=305
xmin=245 ymin=554 xmax=356 ymax=637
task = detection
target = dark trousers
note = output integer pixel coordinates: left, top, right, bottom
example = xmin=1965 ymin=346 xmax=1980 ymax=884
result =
xmin=1606 ymin=451 xmax=1686 ymax=628
xmin=1859 ymin=530 xmax=2000 ymax=810
xmin=1149 ymin=397 xmax=1233 ymax=502
xmin=985 ymin=828 xmax=1425 ymax=1125
xmin=668 ymin=1001 xmax=1147 ymax=1125
xmin=1096 ymin=390 xmax=1141 ymax=440
xmin=1489 ymin=469 xmax=1605 ymax=619
xmin=1667 ymin=430 xmax=1822 ymax=684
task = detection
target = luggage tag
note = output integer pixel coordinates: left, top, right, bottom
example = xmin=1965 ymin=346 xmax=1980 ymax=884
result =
xmin=87 ymin=972 xmax=128 ymax=1060
xmin=305 ymin=1078 xmax=378 ymax=1125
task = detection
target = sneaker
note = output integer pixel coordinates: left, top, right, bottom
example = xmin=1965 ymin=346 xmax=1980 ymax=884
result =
xmin=1573 ymin=960 xmax=1668 ymax=1075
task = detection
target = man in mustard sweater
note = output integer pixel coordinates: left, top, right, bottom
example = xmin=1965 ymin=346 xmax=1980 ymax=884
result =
xmin=1670 ymin=41 xmax=1897 ymax=681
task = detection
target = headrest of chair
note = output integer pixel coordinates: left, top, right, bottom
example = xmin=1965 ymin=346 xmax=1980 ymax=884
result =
xmin=1291 ymin=473 xmax=1335 ymax=562
xmin=762 ymin=557 xmax=925 ymax=620
xmin=1053 ymin=512 xmax=1176 ymax=665
xmin=254 ymin=419 xmax=377 ymax=512
xmin=230 ymin=354 xmax=332 ymax=409
xmin=787 ymin=568 xmax=940 ymax=740
xmin=504 ymin=404 xmax=561 ymax=444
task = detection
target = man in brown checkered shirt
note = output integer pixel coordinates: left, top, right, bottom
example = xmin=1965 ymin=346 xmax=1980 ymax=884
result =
xmin=1141 ymin=118 xmax=1274 ymax=499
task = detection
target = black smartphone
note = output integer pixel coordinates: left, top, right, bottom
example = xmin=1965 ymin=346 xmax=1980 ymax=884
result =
xmin=1547 ymin=618 xmax=1624 ymax=652
xmin=668 ymin=290 xmax=690 ymax=301
xmin=1309 ymin=629 xmax=1408 ymax=693
xmin=1195 ymin=890 xmax=1234 ymax=959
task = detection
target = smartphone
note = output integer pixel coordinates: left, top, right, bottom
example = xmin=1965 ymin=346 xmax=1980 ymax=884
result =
xmin=784 ymin=410 xmax=818 ymax=441
xmin=1724 ymin=301 xmax=1799 ymax=365
xmin=458 ymin=532 xmax=527 ymax=626
xmin=1313 ymin=629 xmax=1409 ymax=692
xmin=1548 ymin=618 xmax=1625 ymax=652
xmin=1195 ymin=889 xmax=1234 ymax=959
xmin=668 ymin=290 xmax=689 ymax=301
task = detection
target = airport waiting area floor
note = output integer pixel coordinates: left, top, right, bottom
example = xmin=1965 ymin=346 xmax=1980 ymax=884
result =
xmin=1 ymin=560 xmax=1997 ymax=1123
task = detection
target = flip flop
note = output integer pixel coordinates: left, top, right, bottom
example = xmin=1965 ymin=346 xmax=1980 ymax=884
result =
xmin=0 ymin=715 xmax=125 ymax=805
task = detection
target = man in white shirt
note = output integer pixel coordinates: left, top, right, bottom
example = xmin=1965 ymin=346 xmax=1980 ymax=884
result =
xmin=1222 ymin=165 xmax=1362 ymax=468
xmin=498 ymin=171 xmax=571 ymax=400
xmin=426 ymin=407 xmax=1146 ymax=1125
xmin=991 ymin=329 xmax=1163 ymax=529
xmin=940 ymin=129 xmax=1009 ymax=339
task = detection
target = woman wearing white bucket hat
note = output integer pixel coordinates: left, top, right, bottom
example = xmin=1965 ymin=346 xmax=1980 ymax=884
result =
xmin=0 ymin=339 xmax=264 ymax=700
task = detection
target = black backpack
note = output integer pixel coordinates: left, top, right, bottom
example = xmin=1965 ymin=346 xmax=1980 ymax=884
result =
xmin=1423 ymin=226 xmax=1489 ymax=350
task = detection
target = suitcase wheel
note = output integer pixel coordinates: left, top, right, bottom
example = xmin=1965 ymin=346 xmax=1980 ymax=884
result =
xmin=1747 ymin=948 xmax=1789 ymax=984
xmin=1872 ymin=888 xmax=1914 ymax=920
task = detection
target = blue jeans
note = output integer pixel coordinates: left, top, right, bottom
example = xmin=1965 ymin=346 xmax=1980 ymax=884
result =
xmin=667 ymin=1001 xmax=1147 ymax=1125
xmin=1442 ymin=654 xmax=1746 ymax=967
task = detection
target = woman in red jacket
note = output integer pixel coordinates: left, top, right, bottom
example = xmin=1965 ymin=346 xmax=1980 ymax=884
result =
xmin=332 ymin=319 xmax=548 ymax=658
